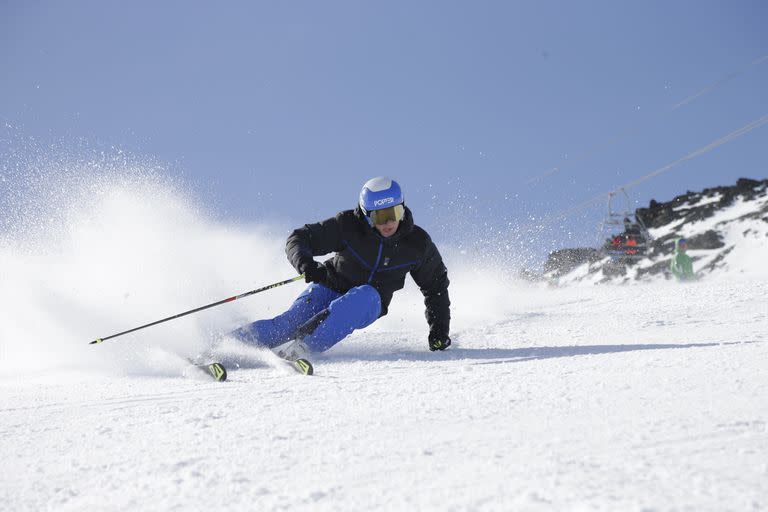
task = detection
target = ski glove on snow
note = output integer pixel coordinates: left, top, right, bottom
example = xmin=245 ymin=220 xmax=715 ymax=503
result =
xmin=428 ymin=332 xmax=451 ymax=351
xmin=301 ymin=261 xmax=328 ymax=284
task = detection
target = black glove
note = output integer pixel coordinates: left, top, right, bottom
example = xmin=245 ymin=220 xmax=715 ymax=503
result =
xmin=301 ymin=261 xmax=327 ymax=284
xmin=428 ymin=332 xmax=451 ymax=351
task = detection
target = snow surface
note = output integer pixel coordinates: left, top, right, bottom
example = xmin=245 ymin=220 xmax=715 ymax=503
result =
xmin=2 ymin=173 xmax=767 ymax=511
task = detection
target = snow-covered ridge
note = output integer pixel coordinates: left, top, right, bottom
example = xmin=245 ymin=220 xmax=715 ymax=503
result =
xmin=543 ymin=178 xmax=768 ymax=284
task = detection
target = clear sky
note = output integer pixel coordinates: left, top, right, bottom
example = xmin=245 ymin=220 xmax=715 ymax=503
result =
xmin=2 ymin=1 xmax=766 ymax=267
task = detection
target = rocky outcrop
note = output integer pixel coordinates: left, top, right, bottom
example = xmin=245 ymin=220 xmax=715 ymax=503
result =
xmin=636 ymin=178 xmax=767 ymax=229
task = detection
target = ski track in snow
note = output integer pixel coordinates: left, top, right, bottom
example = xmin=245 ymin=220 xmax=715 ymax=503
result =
xmin=2 ymin=279 xmax=767 ymax=511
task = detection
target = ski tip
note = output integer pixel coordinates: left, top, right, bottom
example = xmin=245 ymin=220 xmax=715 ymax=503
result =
xmin=293 ymin=358 xmax=314 ymax=376
xmin=206 ymin=362 xmax=228 ymax=382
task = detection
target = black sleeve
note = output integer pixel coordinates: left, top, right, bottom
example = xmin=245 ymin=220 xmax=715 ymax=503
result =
xmin=410 ymin=237 xmax=450 ymax=339
xmin=285 ymin=214 xmax=344 ymax=275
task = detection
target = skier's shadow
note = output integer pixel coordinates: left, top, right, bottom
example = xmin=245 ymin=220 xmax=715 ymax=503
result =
xmin=328 ymin=340 xmax=760 ymax=365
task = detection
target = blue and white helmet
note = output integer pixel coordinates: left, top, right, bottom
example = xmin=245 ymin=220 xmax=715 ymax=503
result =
xmin=359 ymin=177 xmax=405 ymax=225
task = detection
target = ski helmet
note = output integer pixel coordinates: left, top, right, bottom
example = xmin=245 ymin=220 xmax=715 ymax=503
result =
xmin=359 ymin=176 xmax=405 ymax=226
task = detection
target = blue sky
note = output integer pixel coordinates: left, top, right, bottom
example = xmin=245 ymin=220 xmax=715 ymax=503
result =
xmin=2 ymin=1 xmax=766 ymax=266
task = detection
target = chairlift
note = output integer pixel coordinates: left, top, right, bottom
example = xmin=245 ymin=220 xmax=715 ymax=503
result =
xmin=597 ymin=188 xmax=652 ymax=263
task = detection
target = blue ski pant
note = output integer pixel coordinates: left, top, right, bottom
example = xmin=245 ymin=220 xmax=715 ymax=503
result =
xmin=231 ymin=283 xmax=381 ymax=352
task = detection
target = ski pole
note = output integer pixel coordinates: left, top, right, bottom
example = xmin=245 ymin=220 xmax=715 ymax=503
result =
xmin=89 ymin=275 xmax=305 ymax=345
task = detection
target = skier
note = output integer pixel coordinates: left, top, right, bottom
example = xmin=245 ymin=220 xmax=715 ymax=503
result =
xmin=670 ymin=238 xmax=695 ymax=281
xmin=230 ymin=176 xmax=451 ymax=361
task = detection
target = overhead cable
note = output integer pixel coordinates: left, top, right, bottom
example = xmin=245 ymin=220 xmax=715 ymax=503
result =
xmin=537 ymin=113 xmax=768 ymax=227
xmin=524 ymin=54 xmax=768 ymax=185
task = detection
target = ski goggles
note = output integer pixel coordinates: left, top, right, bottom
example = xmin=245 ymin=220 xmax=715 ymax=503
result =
xmin=367 ymin=204 xmax=405 ymax=225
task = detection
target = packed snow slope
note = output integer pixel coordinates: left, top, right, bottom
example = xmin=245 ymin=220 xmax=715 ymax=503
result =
xmin=1 ymin=170 xmax=767 ymax=511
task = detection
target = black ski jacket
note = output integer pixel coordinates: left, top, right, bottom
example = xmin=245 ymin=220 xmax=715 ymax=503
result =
xmin=285 ymin=206 xmax=450 ymax=340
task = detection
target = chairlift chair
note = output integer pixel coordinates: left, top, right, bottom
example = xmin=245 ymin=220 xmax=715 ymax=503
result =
xmin=597 ymin=188 xmax=652 ymax=262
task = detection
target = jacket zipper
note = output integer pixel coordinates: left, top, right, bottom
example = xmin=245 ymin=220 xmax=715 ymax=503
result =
xmin=367 ymin=241 xmax=383 ymax=283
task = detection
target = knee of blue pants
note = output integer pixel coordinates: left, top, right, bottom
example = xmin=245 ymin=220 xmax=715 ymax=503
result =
xmin=230 ymin=283 xmax=340 ymax=348
xmin=303 ymin=284 xmax=382 ymax=352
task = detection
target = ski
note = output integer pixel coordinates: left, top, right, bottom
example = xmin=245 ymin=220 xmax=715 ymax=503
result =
xmin=185 ymin=353 xmax=310 ymax=378
xmin=187 ymin=359 xmax=228 ymax=382
xmin=270 ymin=340 xmax=314 ymax=375
xmin=286 ymin=358 xmax=314 ymax=376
